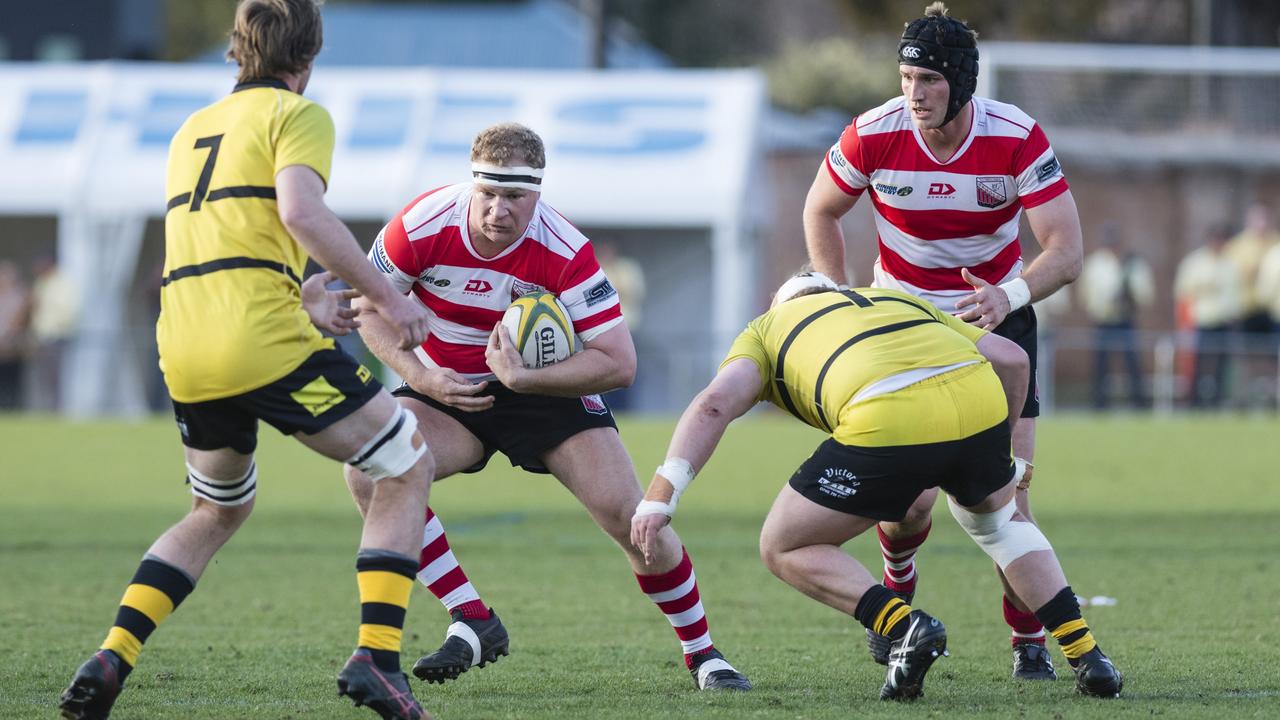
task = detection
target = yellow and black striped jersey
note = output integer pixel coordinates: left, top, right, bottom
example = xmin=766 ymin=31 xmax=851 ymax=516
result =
xmin=157 ymin=79 xmax=335 ymax=402
xmin=722 ymin=287 xmax=1003 ymax=445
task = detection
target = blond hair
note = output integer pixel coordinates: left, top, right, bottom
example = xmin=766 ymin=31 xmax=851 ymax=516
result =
xmin=226 ymin=0 xmax=324 ymax=84
xmin=470 ymin=122 xmax=546 ymax=169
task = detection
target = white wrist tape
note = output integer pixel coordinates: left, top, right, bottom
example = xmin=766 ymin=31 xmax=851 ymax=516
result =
xmin=1012 ymin=457 xmax=1031 ymax=486
xmin=633 ymin=458 xmax=696 ymax=520
xmin=998 ymin=277 xmax=1031 ymax=312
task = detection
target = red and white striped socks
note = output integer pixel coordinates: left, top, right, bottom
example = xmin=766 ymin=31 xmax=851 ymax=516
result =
xmin=877 ymin=521 xmax=930 ymax=597
xmin=635 ymin=547 xmax=714 ymax=669
xmin=1004 ymin=594 xmax=1047 ymax=646
xmin=417 ymin=507 xmax=489 ymax=620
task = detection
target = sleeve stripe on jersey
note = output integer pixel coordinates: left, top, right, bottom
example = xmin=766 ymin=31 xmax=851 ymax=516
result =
xmin=1020 ymin=178 xmax=1069 ymax=209
xmin=879 ymin=236 xmax=1023 ymax=292
xmin=857 ymin=105 xmax=905 ymax=131
xmin=574 ymin=304 xmax=622 ymax=335
xmin=825 ymin=157 xmax=863 ymax=196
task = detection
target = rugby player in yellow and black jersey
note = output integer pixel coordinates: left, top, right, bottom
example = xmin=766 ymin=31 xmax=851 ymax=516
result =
xmin=61 ymin=3 xmax=435 ymax=720
xmin=631 ymin=272 xmax=1123 ymax=702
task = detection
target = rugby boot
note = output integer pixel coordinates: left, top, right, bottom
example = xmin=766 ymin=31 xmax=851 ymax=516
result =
xmin=412 ymin=608 xmax=509 ymax=683
xmin=337 ymin=649 xmax=430 ymax=720
xmin=879 ymin=610 xmax=948 ymax=701
xmin=689 ymin=649 xmax=752 ymax=691
xmin=1071 ymin=647 xmax=1123 ymax=698
xmin=1012 ymin=640 xmax=1057 ymax=680
xmin=59 ymin=650 xmax=125 ymax=720
xmin=866 ymin=589 xmax=913 ymax=666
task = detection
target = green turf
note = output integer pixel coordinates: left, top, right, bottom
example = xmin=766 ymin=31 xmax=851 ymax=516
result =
xmin=2 ymin=413 xmax=1278 ymax=719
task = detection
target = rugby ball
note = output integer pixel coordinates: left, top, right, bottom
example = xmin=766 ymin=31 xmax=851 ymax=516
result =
xmin=501 ymin=292 xmax=574 ymax=368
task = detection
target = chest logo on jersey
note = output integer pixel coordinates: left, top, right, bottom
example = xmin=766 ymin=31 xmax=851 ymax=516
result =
xmin=511 ymin=279 xmax=546 ymax=300
xmin=463 ymin=278 xmax=494 ymax=295
xmin=928 ymin=182 xmax=956 ymax=197
xmin=975 ymin=176 xmax=1008 ymax=208
xmin=874 ymin=182 xmax=913 ymax=198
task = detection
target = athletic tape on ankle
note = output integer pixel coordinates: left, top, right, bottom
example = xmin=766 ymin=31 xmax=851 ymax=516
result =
xmin=446 ymin=620 xmax=483 ymax=668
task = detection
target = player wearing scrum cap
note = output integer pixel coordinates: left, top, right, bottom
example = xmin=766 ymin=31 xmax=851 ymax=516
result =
xmin=632 ymin=271 xmax=1122 ymax=701
xmin=802 ymin=3 xmax=1086 ymax=682
xmin=348 ymin=122 xmax=752 ymax=692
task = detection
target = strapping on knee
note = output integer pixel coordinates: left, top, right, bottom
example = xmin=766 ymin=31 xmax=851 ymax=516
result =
xmin=346 ymin=407 xmax=428 ymax=481
xmin=187 ymin=462 xmax=257 ymax=506
xmin=947 ymin=496 xmax=1051 ymax=570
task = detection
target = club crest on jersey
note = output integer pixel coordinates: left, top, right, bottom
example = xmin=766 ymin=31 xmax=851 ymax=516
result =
xmin=581 ymin=394 xmax=609 ymax=415
xmin=975 ymin=176 xmax=1008 ymax=208
xmin=511 ymin=279 xmax=546 ymax=300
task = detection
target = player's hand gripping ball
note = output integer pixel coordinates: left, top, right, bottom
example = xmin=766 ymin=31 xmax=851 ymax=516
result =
xmin=501 ymin=292 xmax=574 ymax=368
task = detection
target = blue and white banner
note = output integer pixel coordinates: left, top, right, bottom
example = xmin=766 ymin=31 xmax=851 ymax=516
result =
xmin=0 ymin=63 xmax=764 ymax=225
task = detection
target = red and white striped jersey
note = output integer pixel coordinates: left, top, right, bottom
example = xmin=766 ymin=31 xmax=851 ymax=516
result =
xmin=825 ymin=95 xmax=1068 ymax=312
xmin=369 ymin=183 xmax=623 ymax=379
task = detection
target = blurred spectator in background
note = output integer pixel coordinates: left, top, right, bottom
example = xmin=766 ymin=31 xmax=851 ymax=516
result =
xmin=1227 ymin=203 xmax=1280 ymax=336
xmin=1257 ymin=237 xmax=1280 ymax=337
xmin=1175 ymin=224 xmax=1243 ymax=409
xmin=1078 ymin=223 xmax=1153 ymax=409
xmin=0 ymin=260 xmax=31 ymax=410
xmin=27 ymin=255 xmax=80 ymax=412
xmin=596 ymin=240 xmax=646 ymax=411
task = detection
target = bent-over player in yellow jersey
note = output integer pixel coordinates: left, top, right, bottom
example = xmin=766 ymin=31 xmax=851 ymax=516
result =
xmin=60 ymin=3 xmax=436 ymax=720
xmin=630 ymin=272 xmax=1123 ymax=702
xmin=158 ymin=77 xmax=336 ymax=401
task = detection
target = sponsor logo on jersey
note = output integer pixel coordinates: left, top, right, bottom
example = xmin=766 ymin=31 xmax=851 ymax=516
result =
xmin=816 ymin=467 xmax=860 ymax=498
xmin=901 ymin=45 xmax=923 ymax=60
xmin=584 ymin=278 xmax=617 ymax=307
xmin=874 ymin=182 xmax=914 ymax=198
xmin=928 ymin=182 xmax=956 ymax=197
xmin=975 ymin=176 xmax=1008 ymax=208
xmin=828 ymin=146 xmax=847 ymax=168
xmin=511 ymin=279 xmax=546 ymax=300
xmin=420 ymin=273 xmax=451 ymax=288
xmin=1036 ymin=155 xmax=1061 ymax=183
xmin=463 ymin=278 xmax=493 ymax=295
xmin=372 ymin=239 xmax=393 ymax=273
xmin=581 ymin=394 xmax=609 ymax=415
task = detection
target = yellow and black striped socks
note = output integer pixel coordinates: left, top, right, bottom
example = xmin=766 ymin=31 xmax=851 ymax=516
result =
xmin=99 ymin=557 xmax=196 ymax=680
xmin=854 ymin=584 xmax=915 ymax=641
xmin=356 ymin=549 xmax=418 ymax=673
xmin=1034 ymin=586 xmax=1099 ymax=666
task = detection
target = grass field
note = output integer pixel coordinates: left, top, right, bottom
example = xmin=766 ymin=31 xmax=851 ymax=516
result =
xmin=2 ymin=413 xmax=1278 ymax=719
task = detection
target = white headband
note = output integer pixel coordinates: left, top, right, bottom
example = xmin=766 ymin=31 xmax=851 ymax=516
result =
xmin=773 ymin=272 xmax=839 ymax=306
xmin=471 ymin=163 xmax=544 ymax=192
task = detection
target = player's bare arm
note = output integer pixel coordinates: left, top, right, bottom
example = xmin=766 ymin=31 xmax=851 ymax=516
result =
xmin=276 ymin=164 xmax=429 ymax=349
xmin=485 ymin=321 xmax=636 ymax=397
xmin=802 ymin=165 xmax=860 ymax=286
xmin=630 ymin=358 xmax=762 ymax=562
xmin=974 ymin=333 xmax=1030 ymax=429
xmin=353 ymin=296 xmax=494 ymax=412
xmin=956 ymin=191 xmax=1083 ymax=328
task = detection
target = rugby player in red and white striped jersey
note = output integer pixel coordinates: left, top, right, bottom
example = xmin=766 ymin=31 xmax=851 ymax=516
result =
xmin=803 ymin=3 xmax=1086 ymax=684
xmin=345 ymin=122 xmax=751 ymax=691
